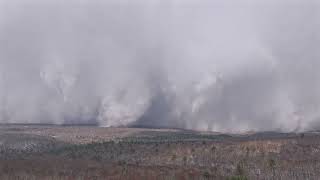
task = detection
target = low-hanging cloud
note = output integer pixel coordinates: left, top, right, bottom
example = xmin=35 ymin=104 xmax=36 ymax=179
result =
xmin=0 ymin=0 xmax=319 ymax=132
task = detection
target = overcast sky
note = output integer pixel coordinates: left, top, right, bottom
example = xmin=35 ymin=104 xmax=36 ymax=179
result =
xmin=0 ymin=0 xmax=319 ymax=132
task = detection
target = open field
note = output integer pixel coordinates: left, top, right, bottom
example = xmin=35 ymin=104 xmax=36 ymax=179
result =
xmin=0 ymin=125 xmax=319 ymax=180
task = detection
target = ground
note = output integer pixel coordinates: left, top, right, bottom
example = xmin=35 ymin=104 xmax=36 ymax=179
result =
xmin=0 ymin=125 xmax=319 ymax=180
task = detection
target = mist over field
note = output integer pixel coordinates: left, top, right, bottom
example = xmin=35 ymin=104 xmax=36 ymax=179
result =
xmin=0 ymin=0 xmax=319 ymax=132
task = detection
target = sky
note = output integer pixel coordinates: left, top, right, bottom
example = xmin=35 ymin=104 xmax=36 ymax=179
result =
xmin=0 ymin=0 xmax=319 ymax=132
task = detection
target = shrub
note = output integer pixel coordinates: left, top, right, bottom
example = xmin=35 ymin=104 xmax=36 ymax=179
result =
xmin=228 ymin=175 xmax=248 ymax=180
